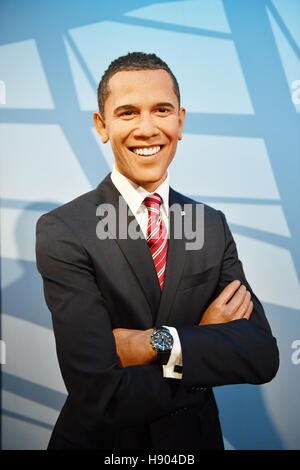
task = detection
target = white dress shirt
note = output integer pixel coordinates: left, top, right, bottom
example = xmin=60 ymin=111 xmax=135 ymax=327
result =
xmin=110 ymin=165 xmax=183 ymax=379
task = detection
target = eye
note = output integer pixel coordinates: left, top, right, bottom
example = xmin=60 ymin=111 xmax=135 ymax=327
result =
xmin=155 ymin=107 xmax=171 ymax=116
xmin=119 ymin=110 xmax=137 ymax=119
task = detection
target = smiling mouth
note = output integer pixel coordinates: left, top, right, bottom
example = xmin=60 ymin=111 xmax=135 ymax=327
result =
xmin=130 ymin=146 xmax=162 ymax=156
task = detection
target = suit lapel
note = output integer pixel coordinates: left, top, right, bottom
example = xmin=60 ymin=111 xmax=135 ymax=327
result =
xmin=154 ymin=188 xmax=187 ymax=326
xmin=95 ymin=175 xmax=190 ymax=326
xmin=95 ymin=175 xmax=161 ymax=317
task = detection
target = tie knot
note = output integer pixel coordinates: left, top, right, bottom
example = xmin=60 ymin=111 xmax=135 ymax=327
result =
xmin=144 ymin=193 xmax=162 ymax=211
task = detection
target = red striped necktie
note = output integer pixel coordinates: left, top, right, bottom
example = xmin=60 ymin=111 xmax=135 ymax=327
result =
xmin=144 ymin=193 xmax=168 ymax=290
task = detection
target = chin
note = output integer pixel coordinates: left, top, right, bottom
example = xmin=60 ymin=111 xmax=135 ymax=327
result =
xmin=138 ymin=171 xmax=166 ymax=187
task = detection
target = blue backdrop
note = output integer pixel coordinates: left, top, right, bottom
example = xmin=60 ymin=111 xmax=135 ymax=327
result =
xmin=1 ymin=0 xmax=300 ymax=450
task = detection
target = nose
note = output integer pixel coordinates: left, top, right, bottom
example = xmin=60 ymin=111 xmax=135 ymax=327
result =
xmin=133 ymin=113 xmax=159 ymax=139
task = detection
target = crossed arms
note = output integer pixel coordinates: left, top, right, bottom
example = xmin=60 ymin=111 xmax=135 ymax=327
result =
xmin=113 ymin=280 xmax=254 ymax=367
xmin=36 ymin=209 xmax=279 ymax=431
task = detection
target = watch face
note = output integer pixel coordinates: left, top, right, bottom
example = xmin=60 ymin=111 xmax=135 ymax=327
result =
xmin=153 ymin=329 xmax=173 ymax=352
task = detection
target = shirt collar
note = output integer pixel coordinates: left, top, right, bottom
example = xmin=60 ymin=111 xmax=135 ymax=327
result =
xmin=110 ymin=165 xmax=170 ymax=216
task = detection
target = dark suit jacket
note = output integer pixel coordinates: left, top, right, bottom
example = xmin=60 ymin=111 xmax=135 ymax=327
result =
xmin=36 ymin=174 xmax=279 ymax=450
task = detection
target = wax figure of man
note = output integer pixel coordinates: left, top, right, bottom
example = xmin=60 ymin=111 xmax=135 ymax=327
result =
xmin=36 ymin=52 xmax=279 ymax=450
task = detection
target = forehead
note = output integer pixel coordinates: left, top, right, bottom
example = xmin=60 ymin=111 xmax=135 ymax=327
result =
xmin=106 ymin=69 xmax=178 ymax=109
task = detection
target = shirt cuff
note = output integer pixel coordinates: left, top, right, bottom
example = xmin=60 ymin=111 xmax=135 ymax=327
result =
xmin=162 ymin=326 xmax=183 ymax=379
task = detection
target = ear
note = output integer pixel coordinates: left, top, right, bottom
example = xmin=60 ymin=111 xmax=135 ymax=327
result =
xmin=93 ymin=112 xmax=109 ymax=143
xmin=178 ymin=107 xmax=186 ymax=141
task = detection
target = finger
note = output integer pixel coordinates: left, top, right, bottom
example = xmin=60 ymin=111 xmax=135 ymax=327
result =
xmin=113 ymin=328 xmax=139 ymax=341
xmin=231 ymin=290 xmax=250 ymax=319
xmin=216 ymin=280 xmax=241 ymax=305
xmin=113 ymin=328 xmax=139 ymax=335
xmin=227 ymin=285 xmax=247 ymax=314
xmin=243 ymin=300 xmax=253 ymax=320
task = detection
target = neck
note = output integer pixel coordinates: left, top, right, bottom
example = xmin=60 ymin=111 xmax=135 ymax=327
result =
xmin=114 ymin=166 xmax=168 ymax=193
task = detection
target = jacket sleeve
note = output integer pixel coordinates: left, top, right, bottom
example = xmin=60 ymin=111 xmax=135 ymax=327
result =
xmin=36 ymin=212 xmax=192 ymax=435
xmin=176 ymin=211 xmax=280 ymax=389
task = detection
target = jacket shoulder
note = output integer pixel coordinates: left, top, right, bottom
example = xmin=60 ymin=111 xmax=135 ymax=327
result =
xmin=37 ymin=173 xmax=113 ymax=226
xmin=36 ymin=188 xmax=98 ymax=231
xmin=170 ymin=187 xmax=222 ymax=220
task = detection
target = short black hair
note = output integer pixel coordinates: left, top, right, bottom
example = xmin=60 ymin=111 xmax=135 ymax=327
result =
xmin=97 ymin=52 xmax=180 ymax=116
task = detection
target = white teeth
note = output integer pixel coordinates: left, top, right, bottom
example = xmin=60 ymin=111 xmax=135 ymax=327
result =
xmin=133 ymin=146 xmax=161 ymax=156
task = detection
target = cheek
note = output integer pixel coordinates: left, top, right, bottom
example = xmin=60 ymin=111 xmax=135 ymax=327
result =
xmin=162 ymin=120 xmax=181 ymax=141
xmin=107 ymin=122 xmax=130 ymax=144
xmin=166 ymin=129 xmax=180 ymax=153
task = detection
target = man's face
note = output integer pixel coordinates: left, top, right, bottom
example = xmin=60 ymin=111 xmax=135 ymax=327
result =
xmin=94 ymin=69 xmax=186 ymax=192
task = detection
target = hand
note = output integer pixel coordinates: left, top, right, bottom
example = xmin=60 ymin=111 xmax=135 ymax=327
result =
xmin=199 ymin=280 xmax=253 ymax=326
xmin=112 ymin=328 xmax=157 ymax=367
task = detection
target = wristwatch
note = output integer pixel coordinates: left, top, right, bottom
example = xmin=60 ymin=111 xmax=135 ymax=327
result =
xmin=150 ymin=327 xmax=174 ymax=365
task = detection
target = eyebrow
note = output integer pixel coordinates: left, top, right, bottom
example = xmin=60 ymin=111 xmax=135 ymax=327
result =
xmin=113 ymin=104 xmax=135 ymax=114
xmin=155 ymin=102 xmax=175 ymax=109
xmin=113 ymin=102 xmax=175 ymax=115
